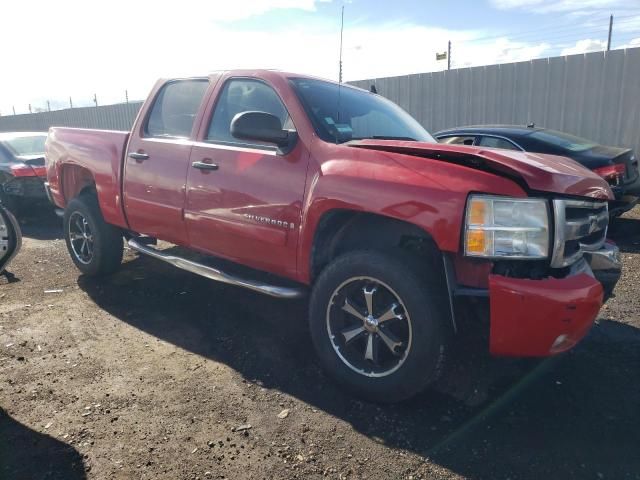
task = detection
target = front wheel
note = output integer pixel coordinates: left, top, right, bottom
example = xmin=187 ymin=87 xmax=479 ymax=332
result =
xmin=63 ymin=194 xmax=123 ymax=276
xmin=309 ymin=250 xmax=450 ymax=403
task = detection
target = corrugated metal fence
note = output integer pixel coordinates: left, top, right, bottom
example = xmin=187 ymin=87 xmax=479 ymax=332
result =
xmin=0 ymin=102 xmax=142 ymax=132
xmin=1 ymin=47 xmax=639 ymax=154
xmin=350 ymin=47 xmax=640 ymax=154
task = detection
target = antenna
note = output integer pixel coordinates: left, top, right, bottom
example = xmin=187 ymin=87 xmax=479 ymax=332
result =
xmin=335 ymin=5 xmax=345 ymax=144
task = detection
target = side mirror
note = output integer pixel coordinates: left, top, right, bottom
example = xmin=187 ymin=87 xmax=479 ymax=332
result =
xmin=230 ymin=111 xmax=291 ymax=148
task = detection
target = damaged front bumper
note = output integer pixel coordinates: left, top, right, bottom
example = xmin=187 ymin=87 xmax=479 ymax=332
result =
xmin=488 ymin=241 xmax=621 ymax=356
xmin=583 ymin=241 xmax=622 ymax=300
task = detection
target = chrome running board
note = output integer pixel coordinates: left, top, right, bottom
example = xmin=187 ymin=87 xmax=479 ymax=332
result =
xmin=127 ymin=238 xmax=305 ymax=299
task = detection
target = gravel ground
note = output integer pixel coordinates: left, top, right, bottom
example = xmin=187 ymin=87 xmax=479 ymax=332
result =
xmin=1 ymin=206 xmax=639 ymax=480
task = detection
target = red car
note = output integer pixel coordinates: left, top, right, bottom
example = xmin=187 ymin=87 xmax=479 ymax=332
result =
xmin=45 ymin=70 xmax=621 ymax=402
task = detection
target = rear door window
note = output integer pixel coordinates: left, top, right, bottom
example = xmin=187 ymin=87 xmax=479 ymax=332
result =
xmin=438 ymin=135 xmax=476 ymax=146
xmin=145 ymin=80 xmax=209 ymax=138
xmin=3 ymin=135 xmax=47 ymax=156
xmin=529 ymin=130 xmax=596 ymax=152
xmin=0 ymin=145 xmax=13 ymax=163
xmin=478 ymin=136 xmax=521 ymax=151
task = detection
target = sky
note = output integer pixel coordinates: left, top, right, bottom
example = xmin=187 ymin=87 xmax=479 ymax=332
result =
xmin=1 ymin=0 xmax=639 ymax=114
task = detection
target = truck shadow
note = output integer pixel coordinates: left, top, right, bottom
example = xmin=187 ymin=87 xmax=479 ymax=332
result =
xmin=77 ymin=250 xmax=640 ymax=480
xmin=608 ymin=215 xmax=640 ymax=254
xmin=0 ymin=408 xmax=87 ymax=480
xmin=15 ymin=204 xmax=62 ymax=241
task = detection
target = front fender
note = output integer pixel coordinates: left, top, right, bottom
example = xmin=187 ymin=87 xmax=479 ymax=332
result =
xmin=297 ymin=146 xmax=527 ymax=283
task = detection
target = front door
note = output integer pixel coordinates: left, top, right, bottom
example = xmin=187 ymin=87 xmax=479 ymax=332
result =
xmin=123 ymin=79 xmax=209 ymax=245
xmin=185 ymin=78 xmax=309 ymax=279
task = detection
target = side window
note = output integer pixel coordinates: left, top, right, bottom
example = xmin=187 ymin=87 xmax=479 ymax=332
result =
xmin=145 ymin=80 xmax=208 ymax=138
xmin=0 ymin=145 xmax=12 ymax=163
xmin=438 ymin=135 xmax=476 ymax=146
xmin=478 ymin=136 xmax=520 ymax=151
xmin=207 ymin=79 xmax=294 ymax=145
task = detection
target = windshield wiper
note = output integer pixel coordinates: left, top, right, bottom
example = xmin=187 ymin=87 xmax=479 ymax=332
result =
xmin=352 ymin=135 xmax=417 ymax=141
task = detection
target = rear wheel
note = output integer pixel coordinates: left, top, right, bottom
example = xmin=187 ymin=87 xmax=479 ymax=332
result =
xmin=309 ymin=250 xmax=450 ymax=403
xmin=63 ymin=194 xmax=123 ymax=276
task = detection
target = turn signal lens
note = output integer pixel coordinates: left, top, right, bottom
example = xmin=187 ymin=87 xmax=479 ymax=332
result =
xmin=466 ymin=230 xmax=490 ymax=255
xmin=468 ymin=198 xmax=488 ymax=225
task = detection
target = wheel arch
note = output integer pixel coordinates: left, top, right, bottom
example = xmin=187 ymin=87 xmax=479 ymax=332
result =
xmin=309 ymin=209 xmax=446 ymax=283
xmin=59 ymin=164 xmax=127 ymax=229
xmin=60 ymin=164 xmax=97 ymax=204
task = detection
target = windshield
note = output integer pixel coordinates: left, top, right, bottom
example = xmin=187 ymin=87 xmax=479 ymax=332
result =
xmin=3 ymin=134 xmax=47 ymax=156
xmin=530 ymin=130 xmax=597 ymax=152
xmin=290 ymin=78 xmax=435 ymax=144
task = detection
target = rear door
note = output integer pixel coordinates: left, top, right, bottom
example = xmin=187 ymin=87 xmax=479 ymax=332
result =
xmin=185 ymin=77 xmax=309 ymax=279
xmin=123 ymin=79 xmax=209 ymax=245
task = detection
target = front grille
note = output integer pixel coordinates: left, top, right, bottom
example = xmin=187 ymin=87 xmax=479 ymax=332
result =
xmin=551 ymin=199 xmax=608 ymax=268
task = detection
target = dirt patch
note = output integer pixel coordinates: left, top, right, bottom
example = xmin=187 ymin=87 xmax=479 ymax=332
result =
xmin=1 ymin=207 xmax=639 ymax=480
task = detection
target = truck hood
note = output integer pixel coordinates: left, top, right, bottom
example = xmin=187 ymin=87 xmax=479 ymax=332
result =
xmin=349 ymin=140 xmax=614 ymax=200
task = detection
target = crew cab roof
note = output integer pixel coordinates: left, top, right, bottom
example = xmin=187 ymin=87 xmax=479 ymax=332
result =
xmin=163 ymin=70 xmax=369 ymax=93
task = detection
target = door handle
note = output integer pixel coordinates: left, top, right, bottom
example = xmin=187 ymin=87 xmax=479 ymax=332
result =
xmin=192 ymin=161 xmax=219 ymax=171
xmin=129 ymin=152 xmax=150 ymax=161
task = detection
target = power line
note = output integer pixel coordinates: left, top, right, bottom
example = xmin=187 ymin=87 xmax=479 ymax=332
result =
xmin=462 ymin=13 xmax=639 ymax=45
xmin=455 ymin=24 xmax=639 ymax=53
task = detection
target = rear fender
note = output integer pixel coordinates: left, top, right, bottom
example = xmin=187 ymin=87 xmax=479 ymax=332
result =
xmin=61 ymin=164 xmax=96 ymax=203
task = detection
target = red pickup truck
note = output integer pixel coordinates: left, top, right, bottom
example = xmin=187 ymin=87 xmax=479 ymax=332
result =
xmin=45 ymin=70 xmax=621 ymax=402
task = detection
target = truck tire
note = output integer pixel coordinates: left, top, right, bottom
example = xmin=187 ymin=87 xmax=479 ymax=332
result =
xmin=309 ymin=250 xmax=449 ymax=403
xmin=63 ymin=194 xmax=123 ymax=276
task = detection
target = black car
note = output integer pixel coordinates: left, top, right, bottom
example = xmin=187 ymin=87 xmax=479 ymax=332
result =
xmin=0 ymin=132 xmax=49 ymax=213
xmin=435 ymin=125 xmax=639 ymax=216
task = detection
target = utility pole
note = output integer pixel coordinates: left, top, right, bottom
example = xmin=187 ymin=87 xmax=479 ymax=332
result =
xmin=125 ymin=89 xmax=129 ymax=104
xmin=69 ymin=96 xmax=73 ymax=109
xmin=93 ymin=93 xmax=98 ymax=107
xmin=448 ymin=40 xmax=451 ymax=70
xmin=607 ymin=14 xmax=613 ymax=51
xmin=338 ymin=5 xmax=344 ymax=83
xmin=28 ymin=104 xmax=32 ymax=114
xmin=12 ymin=106 xmax=16 ymax=115
xmin=47 ymin=100 xmax=51 ymax=112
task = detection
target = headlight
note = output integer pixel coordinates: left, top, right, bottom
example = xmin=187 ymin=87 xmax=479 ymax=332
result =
xmin=464 ymin=195 xmax=550 ymax=259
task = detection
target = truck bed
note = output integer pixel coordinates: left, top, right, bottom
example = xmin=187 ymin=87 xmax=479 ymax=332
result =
xmin=46 ymin=127 xmax=130 ymax=228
